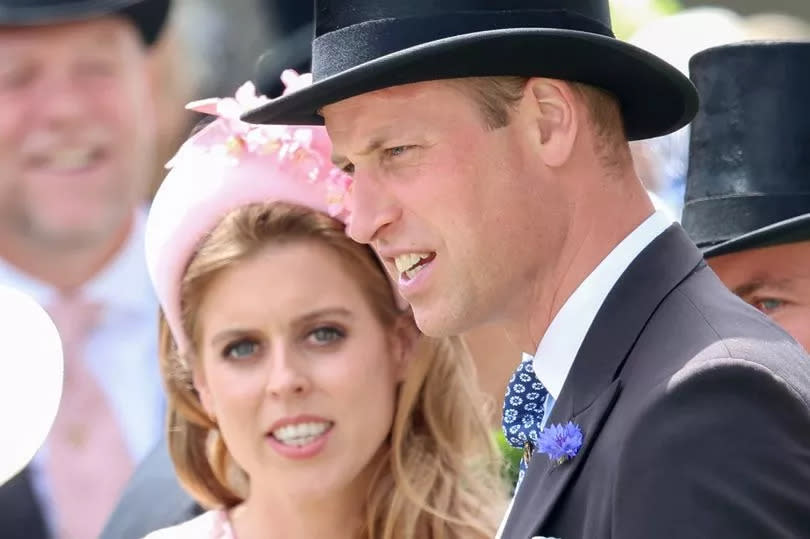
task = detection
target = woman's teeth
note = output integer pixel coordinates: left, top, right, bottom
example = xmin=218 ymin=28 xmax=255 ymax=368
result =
xmin=271 ymin=421 xmax=332 ymax=446
xmin=394 ymin=253 xmax=433 ymax=279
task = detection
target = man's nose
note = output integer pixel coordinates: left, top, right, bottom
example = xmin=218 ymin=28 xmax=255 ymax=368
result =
xmin=346 ymin=173 xmax=401 ymax=244
xmin=35 ymin=72 xmax=90 ymax=127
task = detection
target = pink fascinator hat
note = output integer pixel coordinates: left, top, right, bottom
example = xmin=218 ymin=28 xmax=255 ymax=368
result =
xmin=145 ymin=71 xmax=355 ymax=356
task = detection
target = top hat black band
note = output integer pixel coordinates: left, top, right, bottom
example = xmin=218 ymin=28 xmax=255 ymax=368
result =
xmin=312 ymin=9 xmax=614 ymax=81
xmin=684 ymin=193 xmax=810 ymax=248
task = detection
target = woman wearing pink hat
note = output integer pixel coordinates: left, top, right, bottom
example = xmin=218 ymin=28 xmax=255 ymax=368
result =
xmin=141 ymin=73 xmax=507 ymax=539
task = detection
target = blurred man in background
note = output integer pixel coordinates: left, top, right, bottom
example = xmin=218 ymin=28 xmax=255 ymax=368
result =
xmin=0 ymin=1 xmax=170 ymax=537
xmin=682 ymin=40 xmax=810 ymax=353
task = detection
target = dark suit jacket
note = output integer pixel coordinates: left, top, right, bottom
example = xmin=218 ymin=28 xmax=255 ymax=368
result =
xmin=501 ymin=225 xmax=810 ymax=539
xmin=100 ymin=439 xmax=202 ymax=539
xmin=0 ymin=445 xmax=195 ymax=539
xmin=0 ymin=467 xmax=49 ymax=539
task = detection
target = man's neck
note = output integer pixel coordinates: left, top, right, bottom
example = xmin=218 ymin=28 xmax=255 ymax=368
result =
xmin=0 ymin=217 xmax=133 ymax=292
xmin=504 ymin=177 xmax=655 ymax=353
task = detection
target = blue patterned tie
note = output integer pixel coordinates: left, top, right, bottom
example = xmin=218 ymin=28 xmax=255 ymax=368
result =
xmin=502 ymin=354 xmax=550 ymax=486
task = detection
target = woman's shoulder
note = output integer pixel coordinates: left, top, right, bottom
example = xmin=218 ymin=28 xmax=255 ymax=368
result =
xmin=142 ymin=509 xmax=234 ymax=539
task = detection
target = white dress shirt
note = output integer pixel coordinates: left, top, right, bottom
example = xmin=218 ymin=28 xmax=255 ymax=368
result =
xmin=0 ymin=209 xmax=165 ymax=531
xmin=496 ymin=210 xmax=673 ymax=538
xmin=531 ymin=210 xmax=674 ymax=401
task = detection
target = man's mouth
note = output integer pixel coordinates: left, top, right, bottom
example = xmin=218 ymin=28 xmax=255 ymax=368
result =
xmin=29 ymin=147 xmax=106 ymax=173
xmin=269 ymin=421 xmax=333 ymax=447
xmin=394 ymin=252 xmax=436 ymax=281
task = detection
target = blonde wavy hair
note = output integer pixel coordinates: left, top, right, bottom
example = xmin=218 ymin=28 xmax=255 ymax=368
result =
xmin=160 ymin=201 xmax=508 ymax=538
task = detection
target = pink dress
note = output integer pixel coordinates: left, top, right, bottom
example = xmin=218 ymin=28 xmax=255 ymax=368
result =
xmin=142 ymin=510 xmax=236 ymax=539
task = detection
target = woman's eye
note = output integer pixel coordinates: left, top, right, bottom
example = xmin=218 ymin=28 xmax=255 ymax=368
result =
xmin=222 ymin=339 xmax=259 ymax=359
xmin=753 ymin=298 xmax=785 ymax=314
xmin=307 ymin=326 xmax=345 ymax=345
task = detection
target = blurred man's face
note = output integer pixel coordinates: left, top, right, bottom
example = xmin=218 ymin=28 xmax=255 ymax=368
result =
xmin=0 ymin=17 xmax=155 ymax=251
xmin=709 ymin=241 xmax=810 ymax=352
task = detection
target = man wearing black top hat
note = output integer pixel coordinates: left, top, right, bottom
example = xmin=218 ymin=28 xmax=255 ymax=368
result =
xmin=682 ymin=41 xmax=810 ymax=354
xmin=0 ymin=1 xmax=170 ymax=538
xmin=245 ymin=1 xmax=810 ymax=538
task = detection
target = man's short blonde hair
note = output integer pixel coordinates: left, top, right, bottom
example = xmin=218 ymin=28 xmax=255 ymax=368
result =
xmin=449 ymin=76 xmax=628 ymax=167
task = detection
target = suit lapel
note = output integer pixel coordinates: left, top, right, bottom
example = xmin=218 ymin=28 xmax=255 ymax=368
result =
xmin=501 ymin=225 xmax=704 ymax=538
xmin=505 ymin=379 xmax=622 ymax=539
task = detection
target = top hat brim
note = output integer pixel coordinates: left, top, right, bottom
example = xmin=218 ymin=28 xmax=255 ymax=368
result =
xmin=0 ymin=0 xmax=170 ymax=45
xmin=702 ymin=213 xmax=810 ymax=258
xmin=242 ymin=27 xmax=698 ymax=141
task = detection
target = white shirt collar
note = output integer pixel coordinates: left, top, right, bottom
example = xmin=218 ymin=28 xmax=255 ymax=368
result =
xmin=0 ymin=208 xmax=155 ymax=315
xmin=531 ymin=210 xmax=673 ymax=399
xmin=84 ymin=209 xmax=156 ymax=314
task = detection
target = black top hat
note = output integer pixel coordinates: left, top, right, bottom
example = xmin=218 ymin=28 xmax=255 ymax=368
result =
xmin=253 ymin=0 xmax=314 ymax=98
xmin=242 ymin=0 xmax=698 ymax=141
xmin=254 ymin=21 xmax=314 ymax=97
xmin=681 ymin=41 xmax=810 ymax=258
xmin=0 ymin=0 xmax=170 ymax=45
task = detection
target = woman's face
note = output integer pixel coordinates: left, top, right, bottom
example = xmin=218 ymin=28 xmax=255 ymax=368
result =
xmin=193 ymin=241 xmax=408 ymax=501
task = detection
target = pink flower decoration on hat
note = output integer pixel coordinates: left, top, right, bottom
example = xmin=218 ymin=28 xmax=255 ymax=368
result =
xmin=281 ymin=69 xmax=314 ymax=95
xmin=187 ymin=80 xmax=269 ymax=131
xmin=146 ymin=73 xmax=359 ymax=356
xmin=166 ymin=74 xmax=352 ymax=210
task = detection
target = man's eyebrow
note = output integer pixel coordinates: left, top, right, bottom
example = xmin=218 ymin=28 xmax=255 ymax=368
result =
xmin=733 ymin=277 xmax=794 ymax=297
xmin=331 ymin=136 xmax=388 ymax=167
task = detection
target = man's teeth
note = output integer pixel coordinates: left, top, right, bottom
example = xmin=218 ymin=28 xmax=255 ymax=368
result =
xmin=272 ymin=421 xmax=331 ymax=446
xmin=394 ymin=253 xmax=432 ymax=276
xmin=44 ymin=149 xmax=95 ymax=171
xmin=404 ymin=265 xmax=426 ymax=280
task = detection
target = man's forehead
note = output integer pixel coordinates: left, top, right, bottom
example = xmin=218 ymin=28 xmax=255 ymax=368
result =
xmin=711 ymin=241 xmax=810 ymax=288
xmin=324 ymin=80 xmax=456 ymax=120
xmin=324 ymin=80 xmax=465 ymax=150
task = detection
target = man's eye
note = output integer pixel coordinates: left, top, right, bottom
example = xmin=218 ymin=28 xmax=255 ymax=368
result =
xmin=385 ymin=146 xmax=411 ymax=158
xmin=307 ymin=326 xmax=345 ymax=345
xmin=0 ymin=67 xmax=35 ymax=91
xmin=78 ymin=60 xmax=117 ymax=78
xmin=342 ymin=163 xmax=355 ymax=174
xmin=753 ymin=298 xmax=785 ymax=314
xmin=222 ymin=339 xmax=259 ymax=359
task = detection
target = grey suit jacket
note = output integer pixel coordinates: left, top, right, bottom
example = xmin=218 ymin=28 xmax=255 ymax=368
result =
xmin=100 ymin=440 xmax=202 ymax=539
xmin=501 ymin=225 xmax=810 ymax=538
xmin=0 ymin=467 xmax=49 ymax=539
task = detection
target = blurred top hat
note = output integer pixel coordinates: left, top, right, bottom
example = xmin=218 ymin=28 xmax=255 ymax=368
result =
xmin=682 ymin=41 xmax=810 ymax=257
xmin=0 ymin=0 xmax=170 ymax=45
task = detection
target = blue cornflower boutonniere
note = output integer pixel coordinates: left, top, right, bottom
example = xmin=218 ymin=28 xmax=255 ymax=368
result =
xmin=537 ymin=421 xmax=583 ymax=465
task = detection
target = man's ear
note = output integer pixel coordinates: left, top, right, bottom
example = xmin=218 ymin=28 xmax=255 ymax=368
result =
xmin=524 ymin=78 xmax=579 ymax=168
xmin=390 ymin=316 xmax=420 ymax=382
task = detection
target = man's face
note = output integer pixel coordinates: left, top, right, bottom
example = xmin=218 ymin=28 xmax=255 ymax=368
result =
xmin=0 ymin=17 xmax=155 ymax=251
xmin=709 ymin=241 xmax=810 ymax=352
xmin=323 ymin=81 xmax=568 ymax=337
